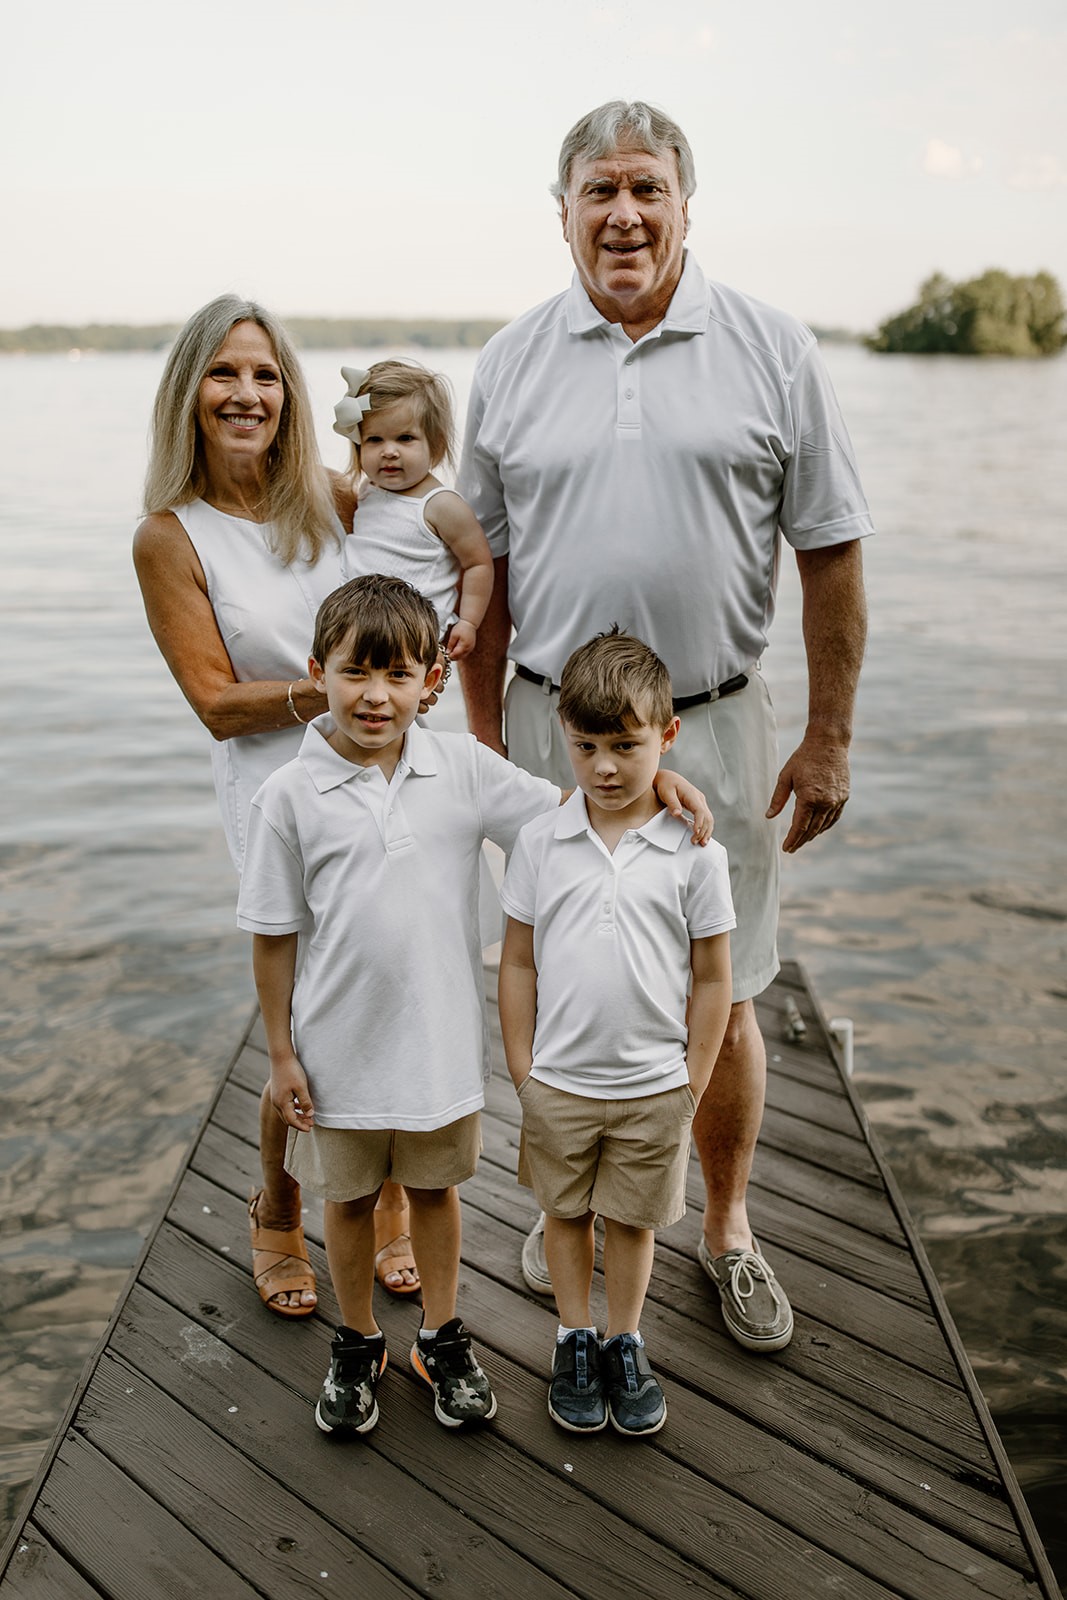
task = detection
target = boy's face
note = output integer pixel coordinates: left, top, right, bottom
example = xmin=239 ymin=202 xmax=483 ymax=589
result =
xmin=310 ymin=640 xmax=442 ymax=767
xmin=562 ymin=713 xmax=680 ymax=821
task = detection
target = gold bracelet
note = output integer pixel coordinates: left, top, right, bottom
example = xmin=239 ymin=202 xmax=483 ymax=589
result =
xmin=286 ymin=683 xmax=308 ymax=724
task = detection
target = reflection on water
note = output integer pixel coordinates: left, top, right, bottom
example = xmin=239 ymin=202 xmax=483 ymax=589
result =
xmin=0 ymin=345 xmax=1064 ymax=1580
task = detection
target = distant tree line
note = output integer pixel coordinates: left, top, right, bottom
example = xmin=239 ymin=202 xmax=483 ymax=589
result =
xmin=0 ymin=316 xmax=506 ymax=356
xmin=868 ymin=270 xmax=1066 ymax=357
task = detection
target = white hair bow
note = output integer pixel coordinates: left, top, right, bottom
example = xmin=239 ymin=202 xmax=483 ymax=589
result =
xmin=333 ymin=366 xmax=373 ymax=441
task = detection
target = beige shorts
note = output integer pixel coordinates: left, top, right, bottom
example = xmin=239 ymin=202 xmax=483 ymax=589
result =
xmin=285 ymin=1113 xmax=482 ymax=1202
xmin=506 ymin=667 xmax=781 ymax=1002
xmin=516 ymin=1076 xmax=696 ymax=1231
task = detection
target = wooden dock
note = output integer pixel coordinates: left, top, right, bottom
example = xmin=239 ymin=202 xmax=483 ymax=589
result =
xmin=2 ymin=960 xmax=1061 ymax=1599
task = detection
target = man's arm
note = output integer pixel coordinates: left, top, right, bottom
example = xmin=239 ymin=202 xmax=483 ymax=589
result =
xmin=767 ymin=539 xmax=867 ymax=853
xmin=498 ymin=915 xmax=538 ymax=1091
xmin=458 ymin=553 xmax=511 ymax=755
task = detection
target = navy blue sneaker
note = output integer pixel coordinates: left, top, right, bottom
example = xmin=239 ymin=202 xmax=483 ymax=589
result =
xmin=410 ymin=1319 xmax=498 ymax=1428
xmin=548 ymin=1329 xmax=608 ymax=1433
xmin=315 ymin=1326 xmax=387 ymax=1435
xmin=600 ymin=1334 xmax=666 ymax=1436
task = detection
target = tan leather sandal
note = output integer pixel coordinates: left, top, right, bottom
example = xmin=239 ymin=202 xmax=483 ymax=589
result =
xmin=374 ymin=1205 xmax=421 ymax=1297
xmin=248 ymin=1190 xmax=316 ymax=1317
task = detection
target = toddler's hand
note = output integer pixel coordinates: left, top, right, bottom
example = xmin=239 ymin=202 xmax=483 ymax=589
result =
xmin=445 ymin=619 xmax=477 ymax=659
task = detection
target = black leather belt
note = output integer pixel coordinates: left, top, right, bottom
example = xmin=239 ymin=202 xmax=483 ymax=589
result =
xmin=514 ymin=662 xmax=749 ymax=711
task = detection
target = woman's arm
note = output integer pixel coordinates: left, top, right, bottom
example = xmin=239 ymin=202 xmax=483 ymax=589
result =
xmin=133 ymin=510 xmax=324 ymax=737
xmin=425 ymin=491 xmax=495 ymax=660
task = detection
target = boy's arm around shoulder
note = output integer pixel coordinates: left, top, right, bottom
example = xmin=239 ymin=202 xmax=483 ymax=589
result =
xmin=252 ymin=932 xmax=315 ymax=1132
xmin=498 ymin=916 xmax=537 ymax=1093
xmin=686 ymin=933 xmax=732 ymax=1104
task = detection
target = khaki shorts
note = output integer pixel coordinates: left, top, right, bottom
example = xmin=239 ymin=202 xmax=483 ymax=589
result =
xmin=285 ymin=1113 xmax=482 ymax=1202
xmin=506 ymin=667 xmax=781 ymax=1002
xmin=516 ymin=1076 xmax=696 ymax=1231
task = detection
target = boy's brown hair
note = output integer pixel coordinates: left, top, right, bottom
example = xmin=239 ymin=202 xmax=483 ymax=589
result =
xmin=312 ymin=575 xmax=440 ymax=671
xmin=557 ymin=626 xmax=674 ymax=733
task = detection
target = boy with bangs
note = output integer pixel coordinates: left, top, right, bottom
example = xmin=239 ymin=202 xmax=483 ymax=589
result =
xmin=236 ymin=578 xmax=710 ymax=1438
xmin=499 ymin=628 xmax=735 ymax=1437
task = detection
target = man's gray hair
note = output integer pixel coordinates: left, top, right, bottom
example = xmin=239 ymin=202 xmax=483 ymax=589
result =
xmin=551 ymin=101 xmax=697 ymax=206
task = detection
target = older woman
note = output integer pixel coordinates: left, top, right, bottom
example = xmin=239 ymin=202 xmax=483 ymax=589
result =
xmin=134 ymin=295 xmax=419 ymax=1311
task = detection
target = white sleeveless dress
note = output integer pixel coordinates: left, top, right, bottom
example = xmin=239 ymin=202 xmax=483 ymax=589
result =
xmin=172 ymin=499 xmax=345 ymax=870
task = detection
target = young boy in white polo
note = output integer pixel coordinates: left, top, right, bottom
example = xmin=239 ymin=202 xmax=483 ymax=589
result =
xmin=498 ymin=629 xmax=735 ymax=1437
xmin=237 ymin=579 xmax=710 ymax=1438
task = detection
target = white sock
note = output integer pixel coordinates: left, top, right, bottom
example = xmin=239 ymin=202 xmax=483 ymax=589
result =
xmin=605 ymin=1329 xmax=644 ymax=1346
xmin=557 ymin=1323 xmax=597 ymax=1342
xmin=418 ymin=1327 xmax=439 ymax=1341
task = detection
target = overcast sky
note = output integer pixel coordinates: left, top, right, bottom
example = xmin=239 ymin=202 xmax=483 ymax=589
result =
xmin=3 ymin=0 xmax=1064 ymax=333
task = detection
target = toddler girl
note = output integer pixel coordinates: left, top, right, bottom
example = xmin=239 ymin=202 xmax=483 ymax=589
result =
xmin=333 ymin=360 xmax=493 ymax=659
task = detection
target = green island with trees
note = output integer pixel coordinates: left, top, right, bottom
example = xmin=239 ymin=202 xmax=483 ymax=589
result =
xmin=867 ymin=270 xmax=1065 ymax=357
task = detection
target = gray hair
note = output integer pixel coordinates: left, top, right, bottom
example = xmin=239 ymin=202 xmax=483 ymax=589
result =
xmin=143 ymin=293 xmax=339 ymax=567
xmin=551 ymin=101 xmax=697 ymax=207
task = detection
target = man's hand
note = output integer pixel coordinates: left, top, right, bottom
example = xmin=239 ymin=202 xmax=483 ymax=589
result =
xmin=766 ymin=731 xmax=850 ymax=853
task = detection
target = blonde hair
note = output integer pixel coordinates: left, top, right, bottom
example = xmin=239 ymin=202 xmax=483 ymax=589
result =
xmin=343 ymin=359 xmax=455 ymax=480
xmin=143 ymin=294 xmax=340 ymax=567
xmin=558 ymin=626 xmax=674 ymax=733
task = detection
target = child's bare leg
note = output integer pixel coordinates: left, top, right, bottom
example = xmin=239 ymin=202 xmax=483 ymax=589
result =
xmin=406 ymin=1186 xmax=461 ymax=1328
xmin=543 ymin=1213 xmax=596 ymax=1327
xmin=324 ymin=1189 xmax=382 ymax=1334
xmin=602 ymin=1218 xmax=656 ymax=1336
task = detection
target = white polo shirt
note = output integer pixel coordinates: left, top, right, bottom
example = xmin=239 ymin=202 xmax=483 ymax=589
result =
xmin=236 ymin=717 xmax=560 ymax=1130
xmin=458 ymin=253 xmax=874 ymax=694
xmin=500 ymin=791 xmax=736 ymax=1099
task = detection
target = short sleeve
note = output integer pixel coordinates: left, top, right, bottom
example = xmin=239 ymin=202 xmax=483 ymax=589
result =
xmin=499 ymin=825 xmax=539 ymax=925
xmin=472 ymin=741 xmax=560 ymax=853
xmin=683 ymin=840 xmax=737 ymax=938
xmin=236 ymin=794 xmax=310 ymax=936
xmin=779 ymin=345 xmax=875 ymax=551
xmin=457 ymin=355 xmax=510 ymax=558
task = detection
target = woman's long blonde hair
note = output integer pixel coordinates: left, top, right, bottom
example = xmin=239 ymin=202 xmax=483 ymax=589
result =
xmin=143 ymin=294 xmax=339 ymax=566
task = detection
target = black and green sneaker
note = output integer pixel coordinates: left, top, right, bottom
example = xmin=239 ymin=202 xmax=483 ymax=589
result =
xmin=315 ymin=1326 xmax=387 ymax=1435
xmin=410 ymin=1318 xmax=498 ymax=1428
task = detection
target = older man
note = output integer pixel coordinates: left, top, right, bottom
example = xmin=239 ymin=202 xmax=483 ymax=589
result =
xmin=459 ymin=101 xmax=872 ymax=1354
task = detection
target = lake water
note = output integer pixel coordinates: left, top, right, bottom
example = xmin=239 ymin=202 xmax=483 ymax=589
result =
xmin=1 ymin=342 xmax=1064 ymax=1577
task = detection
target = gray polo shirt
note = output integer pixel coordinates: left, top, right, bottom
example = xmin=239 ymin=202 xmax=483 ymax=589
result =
xmin=459 ymin=253 xmax=874 ymax=696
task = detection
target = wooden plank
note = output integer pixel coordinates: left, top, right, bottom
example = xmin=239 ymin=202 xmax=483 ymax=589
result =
xmin=165 ymin=1179 xmax=1023 ymax=1571
xmin=35 ymin=1434 xmax=259 ymax=1599
xmin=110 ymin=1285 xmax=581 ymax=1600
xmin=0 ymin=1530 xmax=100 ymax=1600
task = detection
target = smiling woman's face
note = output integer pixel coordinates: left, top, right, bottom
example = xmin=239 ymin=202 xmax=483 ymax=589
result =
xmin=561 ymin=143 xmax=688 ymax=338
xmin=196 ymin=320 xmax=284 ymax=469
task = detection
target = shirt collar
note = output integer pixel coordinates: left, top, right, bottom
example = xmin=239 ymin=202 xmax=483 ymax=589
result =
xmin=564 ymin=251 xmax=709 ymax=338
xmin=297 ymin=715 xmax=439 ymax=793
xmin=553 ymin=789 xmax=688 ymax=852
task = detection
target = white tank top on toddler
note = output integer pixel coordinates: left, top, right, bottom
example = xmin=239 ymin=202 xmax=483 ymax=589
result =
xmin=341 ymin=482 xmax=460 ymax=632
